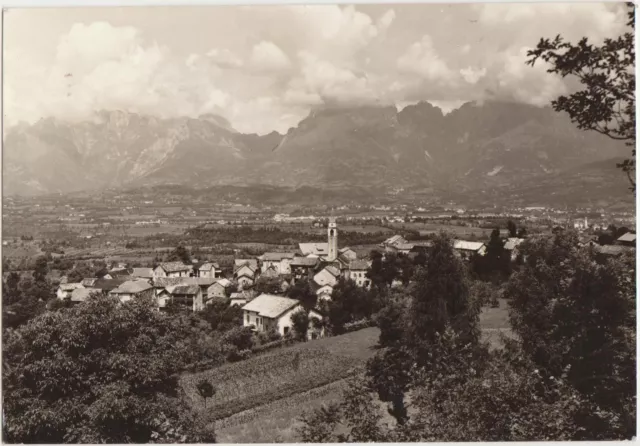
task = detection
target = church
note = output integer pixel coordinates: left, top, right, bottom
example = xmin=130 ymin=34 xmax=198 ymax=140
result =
xmin=298 ymin=217 xmax=357 ymax=267
xmin=296 ymin=217 xmax=367 ymax=300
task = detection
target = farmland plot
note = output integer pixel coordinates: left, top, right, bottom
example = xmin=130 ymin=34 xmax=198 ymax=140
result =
xmin=180 ymin=327 xmax=379 ymax=421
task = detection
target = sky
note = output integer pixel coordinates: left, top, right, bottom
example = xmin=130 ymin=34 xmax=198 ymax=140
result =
xmin=3 ymin=3 xmax=630 ymax=134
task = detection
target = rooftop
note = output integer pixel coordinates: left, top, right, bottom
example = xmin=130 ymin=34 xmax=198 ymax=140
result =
xmin=167 ymin=284 xmax=200 ymax=295
xmin=290 ymin=257 xmax=319 ymax=267
xmin=71 ymin=288 xmax=94 ymax=302
xmin=242 ymin=294 xmax=300 ymax=319
xmin=349 ymin=259 xmax=370 ymax=271
xmin=131 ymin=268 xmax=154 ymax=279
xmin=260 ymin=252 xmax=296 ymax=261
xmin=158 ymin=262 xmax=192 ymax=273
xmin=453 ymin=240 xmax=486 ymax=252
xmin=299 ymin=242 xmax=329 ymax=256
xmin=111 ymin=280 xmax=153 ymax=294
xmin=617 ymin=232 xmax=636 ymax=243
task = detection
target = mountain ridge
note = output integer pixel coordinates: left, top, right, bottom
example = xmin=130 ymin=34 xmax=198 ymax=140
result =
xmin=3 ymin=101 xmax=628 ymax=202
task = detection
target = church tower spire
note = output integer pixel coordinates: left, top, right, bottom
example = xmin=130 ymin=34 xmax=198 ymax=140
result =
xmin=327 ymin=216 xmax=338 ymax=261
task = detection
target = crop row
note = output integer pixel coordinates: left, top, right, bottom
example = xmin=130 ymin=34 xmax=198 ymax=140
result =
xmin=180 ymin=349 xmax=361 ymax=420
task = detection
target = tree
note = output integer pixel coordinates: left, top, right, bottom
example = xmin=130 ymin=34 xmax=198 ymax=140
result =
xmin=286 ymin=278 xmax=317 ymax=310
xmin=254 ymin=275 xmax=283 ymax=295
xmin=200 ymin=300 xmax=243 ymax=333
xmin=526 ymin=3 xmax=635 ymax=190
xmin=507 ymin=220 xmax=517 ymax=238
xmin=3 ymin=294 xmax=214 ymax=443
xmin=167 ymin=245 xmax=192 ymax=264
xmin=505 ymin=231 xmax=635 ymax=439
xmin=291 ymin=308 xmax=310 ymax=341
xmin=196 ymin=379 xmax=216 ymax=409
xmin=32 ymin=255 xmax=48 ymax=284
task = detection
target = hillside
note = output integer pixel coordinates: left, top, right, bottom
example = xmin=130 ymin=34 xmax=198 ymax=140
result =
xmin=3 ymin=101 xmax=629 ymax=202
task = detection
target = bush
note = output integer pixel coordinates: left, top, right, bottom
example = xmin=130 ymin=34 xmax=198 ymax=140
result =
xmin=343 ymin=318 xmax=374 ymax=333
xmin=227 ymin=348 xmax=252 ymax=363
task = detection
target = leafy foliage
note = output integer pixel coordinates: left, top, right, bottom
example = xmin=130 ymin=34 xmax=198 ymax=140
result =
xmin=526 ymin=3 xmax=635 ymax=190
xmin=505 ymin=231 xmax=636 ymax=438
xmin=3 ymin=294 xmax=214 ymax=443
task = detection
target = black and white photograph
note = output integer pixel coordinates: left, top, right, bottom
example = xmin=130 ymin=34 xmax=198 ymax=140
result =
xmin=1 ymin=1 xmax=636 ymax=443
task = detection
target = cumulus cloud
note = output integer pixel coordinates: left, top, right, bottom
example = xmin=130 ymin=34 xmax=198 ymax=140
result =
xmin=248 ymin=41 xmax=291 ymax=73
xmin=4 ymin=3 xmax=631 ymax=134
xmin=460 ymin=67 xmax=486 ymax=85
xmin=397 ymin=35 xmax=453 ymax=83
xmin=206 ymin=48 xmax=244 ymax=69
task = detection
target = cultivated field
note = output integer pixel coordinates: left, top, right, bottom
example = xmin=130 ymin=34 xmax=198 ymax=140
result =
xmin=180 ymin=328 xmax=379 ymax=420
xmin=212 ymin=301 xmax=513 ymax=443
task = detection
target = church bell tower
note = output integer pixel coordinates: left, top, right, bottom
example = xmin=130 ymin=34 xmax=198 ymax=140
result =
xmin=327 ymin=217 xmax=338 ymax=261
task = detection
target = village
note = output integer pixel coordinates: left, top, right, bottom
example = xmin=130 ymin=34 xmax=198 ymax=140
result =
xmin=52 ymin=214 xmax=636 ymax=344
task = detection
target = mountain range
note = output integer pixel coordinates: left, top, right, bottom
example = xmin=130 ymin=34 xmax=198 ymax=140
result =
xmin=3 ymin=101 xmax=631 ymax=205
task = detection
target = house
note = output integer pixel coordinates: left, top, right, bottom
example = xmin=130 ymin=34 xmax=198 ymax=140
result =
xmin=453 ymin=240 xmax=487 ymax=260
xmin=290 ymin=256 xmax=319 ymax=282
xmin=198 ymin=262 xmax=222 ymax=278
xmin=84 ymin=278 xmax=129 ymax=294
xmin=258 ymin=252 xmax=295 ymax=275
xmin=229 ymin=290 xmax=255 ymax=307
xmin=338 ymin=247 xmax=357 ymax=260
xmin=56 ymin=282 xmax=84 ymax=300
xmin=158 ymin=284 xmax=204 ymax=312
xmin=131 ymin=268 xmax=154 ymax=280
xmin=504 ymin=237 xmax=525 ymax=260
xmin=594 ymin=244 xmax=635 ymax=257
xmin=69 ymin=288 xmax=95 ymax=304
xmin=234 ymin=258 xmax=258 ymax=270
xmin=81 ymin=278 xmax=99 ymax=287
xmin=312 ymin=265 xmax=341 ymax=300
xmin=234 ymin=263 xmax=258 ymax=289
xmin=314 ymin=266 xmax=340 ymax=288
xmin=299 ymin=243 xmax=329 ymax=258
xmin=109 ymin=280 xmax=154 ymax=303
xmin=153 ymin=262 xmax=192 ymax=278
xmin=108 ymin=268 xmax=133 ymax=280
xmin=616 ymin=232 xmax=636 ymax=247
xmin=388 ymin=243 xmax=415 ymax=256
xmin=207 ymin=278 xmax=233 ymax=301
xmin=241 ymin=294 xmax=324 ymax=339
xmin=381 ymin=234 xmax=408 ymax=251
xmin=345 ymin=259 xmax=371 ymax=288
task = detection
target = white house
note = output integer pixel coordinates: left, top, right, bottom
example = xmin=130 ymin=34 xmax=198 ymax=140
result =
xmin=153 ymin=262 xmax=192 ymax=278
xmin=258 ymin=252 xmax=295 ymax=275
xmin=234 ymin=263 xmax=258 ymax=289
xmin=158 ymin=284 xmax=204 ymax=312
xmin=108 ymin=280 xmax=154 ymax=303
xmin=381 ymin=234 xmax=408 ymax=251
xmin=241 ymin=294 xmax=324 ymax=340
xmin=313 ymin=265 xmax=340 ymax=288
xmin=198 ymin=262 xmax=222 ymax=278
xmin=207 ymin=278 xmax=233 ymax=301
xmin=504 ymin=237 xmax=525 ymax=260
xmin=344 ymin=259 xmax=371 ymax=288
xmin=453 ymin=240 xmax=487 ymax=260
xmin=56 ymin=282 xmax=84 ymax=300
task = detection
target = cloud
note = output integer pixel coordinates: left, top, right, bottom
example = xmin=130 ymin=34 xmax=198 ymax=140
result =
xmin=397 ymin=35 xmax=453 ymax=83
xmin=460 ymin=67 xmax=486 ymax=85
xmin=4 ymin=4 xmax=632 ymax=134
xmin=248 ymin=41 xmax=291 ymax=73
xmin=206 ymin=48 xmax=244 ymax=69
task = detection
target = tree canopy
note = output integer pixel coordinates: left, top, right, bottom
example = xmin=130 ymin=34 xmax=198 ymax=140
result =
xmin=3 ymin=294 xmax=215 ymax=443
xmin=526 ymin=3 xmax=635 ymax=190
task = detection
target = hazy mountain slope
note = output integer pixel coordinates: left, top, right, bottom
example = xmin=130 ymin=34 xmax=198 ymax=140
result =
xmin=2 ymin=101 xmax=628 ymax=200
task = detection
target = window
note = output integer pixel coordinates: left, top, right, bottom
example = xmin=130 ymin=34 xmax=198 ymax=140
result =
xmin=284 ymin=327 xmax=290 ymax=335
xmin=246 ymin=314 xmax=250 ymax=323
